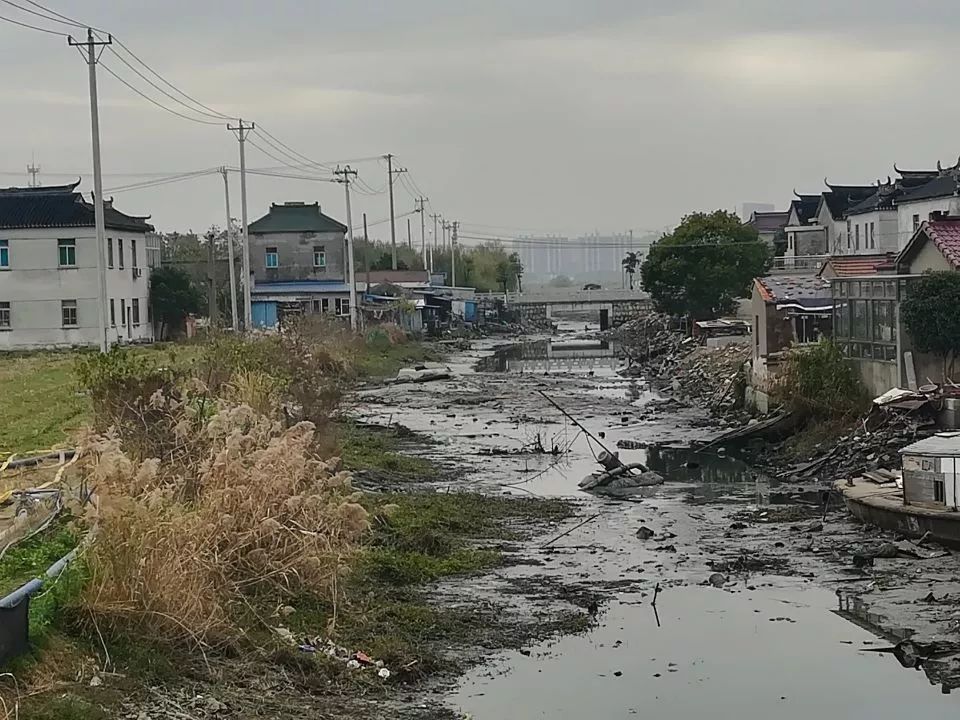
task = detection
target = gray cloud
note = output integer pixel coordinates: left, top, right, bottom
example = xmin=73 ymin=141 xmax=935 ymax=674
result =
xmin=2 ymin=0 xmax=960 ymax=238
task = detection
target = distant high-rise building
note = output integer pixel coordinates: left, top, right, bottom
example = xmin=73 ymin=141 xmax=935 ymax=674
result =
xmin=740 ymin=202 xmax=775 ymax=222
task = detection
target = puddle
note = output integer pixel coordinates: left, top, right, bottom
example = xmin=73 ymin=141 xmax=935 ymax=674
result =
xmin=451 ymin=584 xmax=958 ymax=719
xmin=476 ymin=338 xmax=628 ymax=376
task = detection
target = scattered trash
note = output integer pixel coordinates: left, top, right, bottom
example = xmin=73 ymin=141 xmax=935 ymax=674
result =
xmin=89 ymin=675 xmax=103 ymax=687
xmin=378 ymin=667 xmax=392 ymax=679
xmin=636 ymin=526 xmax=655 ymax=540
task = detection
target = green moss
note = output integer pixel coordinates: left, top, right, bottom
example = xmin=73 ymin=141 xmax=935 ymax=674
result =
xmin=338 ymin=421 xmax=437 ymax=479
xmin=356 ymin=338 xmax=440 ymax=379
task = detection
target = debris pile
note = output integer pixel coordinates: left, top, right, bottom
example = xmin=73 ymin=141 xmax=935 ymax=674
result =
xmin=283 ymin=631 xmax=394 ymax=679
xmin=756 ymin=401 xmax=939 ymax=483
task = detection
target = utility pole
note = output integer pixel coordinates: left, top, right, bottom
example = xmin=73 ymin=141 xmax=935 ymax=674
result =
xmin=384 ymin=153 xmax=407 ymax=270
xmin=69 ymin=29 xmax=112 ymax=353
xmin=416 ymin=197 xmax=429 ymax=271
xmin=363 ymin=212 xmax=371 ymax=290
xmin=406 ymin=217 xmax=412 ymax=252
xmin=334 ymin=166 xmax=359 ymax=330
xmin=430 ymin=211 xmax=440 ymax=254
xmin=451 ymin=221 xmax=459 ymax=287
xmin=220 ymin=167 xmax=239 ymax=331
xmin=206 ymin=228 xmax=218 ymax=327
xmin=228 ymin=120 xmax=254 ymax=330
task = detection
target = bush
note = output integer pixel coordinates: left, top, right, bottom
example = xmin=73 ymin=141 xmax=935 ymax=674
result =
xmin=772 ymin=339 xmax=868 ymax=418
xmin=81 ymin=411 xmax=370 ymax=647
xmin=75 ymin=347 xmax=181 ymax=460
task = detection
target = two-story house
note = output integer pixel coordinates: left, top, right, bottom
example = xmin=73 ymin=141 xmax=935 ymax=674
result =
xmin=247 ymin=201 xmax=350 ymax=328
xmin=0 ymin=182 xmax=156 ymax=350
xmin=894 ymin=159 xmax=960 ymax=246
xmin=813 ymin=182 xmax=876 ymax=255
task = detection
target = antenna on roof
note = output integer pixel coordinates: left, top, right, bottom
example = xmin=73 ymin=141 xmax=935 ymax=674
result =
xmin=26 ymin=154 xmax=40 ymax=187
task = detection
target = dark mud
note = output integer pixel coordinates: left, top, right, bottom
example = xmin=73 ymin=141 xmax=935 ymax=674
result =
xmin=352 ymin=329 xmax=960 ymax=717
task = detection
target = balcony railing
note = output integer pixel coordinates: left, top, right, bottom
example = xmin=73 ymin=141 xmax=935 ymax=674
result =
xmin=769 ymin=255 xmax=828 ymax=274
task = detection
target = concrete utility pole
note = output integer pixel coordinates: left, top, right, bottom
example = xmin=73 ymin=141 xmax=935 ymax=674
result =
xmin=334 ymin=166 xmax=359 ymax=331
xmin=407 ymin=217 xmax=412 ymax=251
xmin=430 ymin=211 xmax=440 ymax=254
xmin=451 ymin=221 xmax=459 ymax=288
xmin=69 ymin=28 xmax=112 ymax=353
xmin=363 ymin=212 xmax=371 ymax=290
xmin=384 ymin=153 xmax=407 ymax=270
xmin=220 ymin=167 xmax=239 ymax=331
xmin=228 ymin=120 xmax=254 ymax=330
xmin=206 ymin=228 xmax=218 ymax=326
xmin=416 ymin=197 xmax=429 ymax=271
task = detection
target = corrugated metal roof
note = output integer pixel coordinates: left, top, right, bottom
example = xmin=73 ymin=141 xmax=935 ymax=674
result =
xmin=901 ymin=432 xmax=960 ymax=457
xmin=252 ymin=281 xmax=351 ymax=294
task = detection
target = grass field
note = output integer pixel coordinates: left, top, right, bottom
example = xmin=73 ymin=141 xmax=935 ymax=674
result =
xmin=0 ymin=353 xmax=92 ymax=454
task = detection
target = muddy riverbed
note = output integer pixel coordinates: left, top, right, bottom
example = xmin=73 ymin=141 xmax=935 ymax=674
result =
xmin=355 ymin=329 xmax=960 ymax=718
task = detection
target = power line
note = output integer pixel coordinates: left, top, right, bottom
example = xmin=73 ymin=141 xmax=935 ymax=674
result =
xmin=98 ymin=62 xmax=223 ymax=125
xmin=19 ymin=0 xmax=89 ymax=28
xmin=0 ymin=10 xmax=65 ymax=34
xmin=104 ymin=47 xmax=227 ymax=122
xmin=0 ymin=0 xmax=81 ymax=27
xmin=104 ymin=168 xmax=220 ymax=193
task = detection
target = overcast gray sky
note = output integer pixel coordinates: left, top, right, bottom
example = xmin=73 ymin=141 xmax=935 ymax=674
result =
xmin=3 ymin=0 xmax=960 ymax=242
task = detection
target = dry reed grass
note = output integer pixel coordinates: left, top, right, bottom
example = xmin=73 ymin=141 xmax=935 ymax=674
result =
xmin=80 ymin=397 xmax=370 ymax=648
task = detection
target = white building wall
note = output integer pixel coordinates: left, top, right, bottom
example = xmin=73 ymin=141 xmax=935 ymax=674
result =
xmin=844 ymin=210 xmax=898 ymax=255
xmin=0 ymin=228 xmax=153 ymax=350
xmin=897 ymin=197 xmax=960 ymax=248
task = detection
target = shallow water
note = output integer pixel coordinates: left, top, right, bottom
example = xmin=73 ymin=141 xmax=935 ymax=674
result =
xmin=358 ymin=335 xmax=960 ymax=717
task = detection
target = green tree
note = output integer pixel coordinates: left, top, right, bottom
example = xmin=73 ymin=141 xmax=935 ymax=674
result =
xmin=149 ymin=266 xmax=203 ymax=340
xmin=640 ymin=210 xmax=771 ymax=321
xmin=902 ymin=271 xmax=960 ymax=380
xmin=621 ymin=251 xmax=639 ymax=289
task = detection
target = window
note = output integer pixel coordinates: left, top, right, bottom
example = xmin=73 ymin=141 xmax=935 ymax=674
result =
xmin=0 ymin=301 xmax=9 ymax=328
xmin=846 ymin=220 xmax=851 ymax=249
xmin=132 ymin=298 xmax=140 ymax=325
xmin=935 ymin=478 xmax=946 ymax=504
xmin=913 ymin=214 xmax=921 ymax=232
xmin=131 ymin=238 xmax=138 ymax=268
xmin=107 ymin=238 xmax=114 ymax=268
xmin=313 ymin=246 xmax=326 ymax=268
xmin=58 ymin=239 xmax=76 ymax=267
xmin=109 ymin=299 xmax=116 ymax=326
xmin=312 ymin=299 xmax=322 ymax=313
xmin=147 ymin=301 xmax=152 ymax=324
xmin=265 ymin=246 xmax=279 ymax=268
xmin=321 ymin=298 xmax=330 ymax=313
xmin=0 ymin=240 xmax=8 ymax=268
xmin=869 ymin=222 xmax=875 ymax=249
xmin=854 ymin=224 xmax=860 ymax=250
xmin=788 ymin=233 xmax=794 ymax=251
xmin=61 ymin=300 xmax=77 ymax=327
xmin=118 ymin=238 xmax=124 ymax=269
xmin=120 ymin=299 xmax=126 ymax=326
xmin=336 ymin=298 xmax=350 ymax=316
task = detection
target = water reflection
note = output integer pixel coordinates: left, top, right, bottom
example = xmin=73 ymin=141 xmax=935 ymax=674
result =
xmin=477 ymin=338 xmax=628 ymax=374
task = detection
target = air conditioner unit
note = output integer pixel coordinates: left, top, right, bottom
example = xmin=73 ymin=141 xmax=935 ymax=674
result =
xmin=132 ymin=267 xmax=142 ymax=279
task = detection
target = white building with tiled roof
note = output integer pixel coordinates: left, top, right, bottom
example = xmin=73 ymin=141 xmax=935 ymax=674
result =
xmin=0 ymin=181 xmax=158 ymax=350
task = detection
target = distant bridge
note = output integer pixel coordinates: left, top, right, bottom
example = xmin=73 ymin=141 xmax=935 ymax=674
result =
xmin=502 ymin=288 xmax=651 ymax=329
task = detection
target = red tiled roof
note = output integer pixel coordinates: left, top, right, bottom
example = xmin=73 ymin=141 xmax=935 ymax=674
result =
xmin=821 ymin=254 xmax=895 ymax=277
xmin=754 ymin=277 xmax=773 ymax=302
xmin=923 ymin=220 xmax=960 ymax=268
